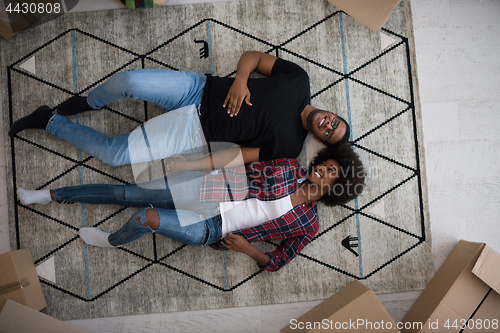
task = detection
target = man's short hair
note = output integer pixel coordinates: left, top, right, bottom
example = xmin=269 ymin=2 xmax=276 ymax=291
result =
xmin=310 ymin=143 xmax=365 ymax=207
xmin=323 ymin=116 xmax=350 ymax=147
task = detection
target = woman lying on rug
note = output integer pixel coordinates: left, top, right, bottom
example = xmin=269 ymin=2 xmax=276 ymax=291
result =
xmin=17 ymin=144 xmax=365 ymax=272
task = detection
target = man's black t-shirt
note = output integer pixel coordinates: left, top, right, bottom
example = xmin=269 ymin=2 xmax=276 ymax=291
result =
xmin=199 ymin=58 xmax=310 ymax=161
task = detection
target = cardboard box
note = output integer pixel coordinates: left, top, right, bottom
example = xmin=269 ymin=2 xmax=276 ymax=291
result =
xmin=0 ymin=249 xmax=46 ymax=311
xmin=401 ymin=240 xmax=500 ymax=333
xmin=281 ymin=280 xmax=399 ymax=332
xmin=0 ymin=299 xmax=88 ymax=333
xmin=0 ymin=1 xmax=59 ymax=40
xmin=327 ymin=0 xmax=402 ymax=32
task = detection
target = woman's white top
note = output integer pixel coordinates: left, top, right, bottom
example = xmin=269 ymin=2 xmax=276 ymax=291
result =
xmin=220 ymin=195 xmax=293 ymax=238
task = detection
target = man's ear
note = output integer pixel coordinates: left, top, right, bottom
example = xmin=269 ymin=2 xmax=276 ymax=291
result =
xmin=312 ymin=135 xmax=322 ymax=143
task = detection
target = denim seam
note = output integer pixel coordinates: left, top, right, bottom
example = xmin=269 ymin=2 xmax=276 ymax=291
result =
xmin=202 ymin=223 xmax=210 ymax=246
xmin=50 ymin=121 xmax=112 ymax=142
xmin=196 ymin=74 xmax=207 ymax=112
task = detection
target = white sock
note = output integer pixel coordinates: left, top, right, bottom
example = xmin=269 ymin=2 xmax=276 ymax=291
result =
xmin=17 ymin=188 xmax=52 ymax=205
xmin=79 ymin=228 xmax=114 ymax=248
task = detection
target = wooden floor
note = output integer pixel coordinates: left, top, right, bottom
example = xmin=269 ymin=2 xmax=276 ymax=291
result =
xmin=1 ymin=0 xmax=499 ymax=331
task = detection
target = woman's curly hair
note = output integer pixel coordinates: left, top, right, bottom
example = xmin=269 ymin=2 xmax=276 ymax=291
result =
xmin=310 ymin=143 xmax=366 ymax=207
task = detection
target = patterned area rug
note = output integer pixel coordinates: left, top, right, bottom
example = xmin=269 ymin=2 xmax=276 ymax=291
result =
xmin=1 ymin=0 xmax=433 ymax=320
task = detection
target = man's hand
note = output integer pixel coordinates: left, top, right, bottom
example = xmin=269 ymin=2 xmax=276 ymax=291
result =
xmin=223 ymin=77 xmax=252 ymax=117
xmin=221 ymin=233 xmax=251 ymax=253
xmin=222 ymin=51 xmax=277 ymax=117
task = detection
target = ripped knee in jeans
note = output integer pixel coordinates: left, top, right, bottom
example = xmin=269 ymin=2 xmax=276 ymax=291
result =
xmin=135 ymin=207 xmax=160 ymax=230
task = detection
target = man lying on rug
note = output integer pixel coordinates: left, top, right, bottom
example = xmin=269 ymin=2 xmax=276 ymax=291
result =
xmin=9 ymin=51 xmax=351 ymax=172
xmin=17 ymin=145 xmax=365 ymax=272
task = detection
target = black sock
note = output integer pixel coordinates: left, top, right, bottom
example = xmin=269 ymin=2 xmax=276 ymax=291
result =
xmin=8 ymin=105 xmax=53 ymax=137
xmin=57 ymin=96 xmax=93 ymax=115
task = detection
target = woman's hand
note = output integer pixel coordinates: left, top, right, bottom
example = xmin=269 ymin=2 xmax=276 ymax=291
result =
xmin=221 ymin=233 xmax=251 ymax=253
xmin=223 ymin=77 xmax=252 ymax=117
xmin=164 ymin=155 xmax=191 ymax=175
xmin=222 ymin=233 xmax=270 ymax=267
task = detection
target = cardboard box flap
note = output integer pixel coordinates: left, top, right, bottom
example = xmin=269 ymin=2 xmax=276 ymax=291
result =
xmin=295 ymin=280 xmax=371 ymax=324
xmin=471 ymin=290 xmax=500 ymax=320
xmin=0 ymin=252 xmax=21 ymax=287
xmin=439 ymin=262 xmax=491 ymax=319
xmin=327 ymin=0 xmax=401 ymax=32
xmin=334 ymin=287 xmax=398 ymax=332
xmin=0 ymin=299 xmax=88 ymax=333
xmin=0 ymin=249 xmax=47 ymax=311
xmin=472 ymin=244 xmax=500 ymax=294
xmin=401 ymin=241 xmax=486 ymax=333
xmin=281 ymin=281 xmax=399 ymax=333
xmin=0 ymin=251 xmax=29 ymax=307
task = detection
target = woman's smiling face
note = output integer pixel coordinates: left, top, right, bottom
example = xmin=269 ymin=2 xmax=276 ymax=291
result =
xmin=307 ymin=159 xmax=340 ymax=195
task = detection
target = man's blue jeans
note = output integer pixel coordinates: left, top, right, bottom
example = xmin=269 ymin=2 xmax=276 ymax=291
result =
xmin=53 ymin=172 xmax=222 ymax=246
xmin=46 ymin=69 xmax=207 ymax=167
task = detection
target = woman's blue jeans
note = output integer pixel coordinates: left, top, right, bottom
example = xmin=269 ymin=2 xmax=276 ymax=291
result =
xmin=53 ymin=172 xmax=222 ymax=247
xmin=45 ymin=69 xmax=207 ymax=167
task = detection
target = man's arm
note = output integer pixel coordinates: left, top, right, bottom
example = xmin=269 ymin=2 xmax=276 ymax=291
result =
xmin=223 ymin=51 xmax=278 ymax=117
xmin=166 ymin=146 xmax=260 ymax=174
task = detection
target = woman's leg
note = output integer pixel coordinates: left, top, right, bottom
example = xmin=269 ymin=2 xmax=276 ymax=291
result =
xmin=87 ymin=69 xmax=206 ymax=112
xmin=102 ymin=207 xmax=222 ymax=247
xmin=52 ymin=172 xmax=207 ymax=209
xmin=54 ymin=183 xmax=168 ymax=207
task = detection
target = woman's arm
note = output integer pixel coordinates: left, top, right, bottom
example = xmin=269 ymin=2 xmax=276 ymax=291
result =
xmin=165 ymin=146 xmax=261 ymax=174
xmin=221 ymin=233 xmax=270 ymax=267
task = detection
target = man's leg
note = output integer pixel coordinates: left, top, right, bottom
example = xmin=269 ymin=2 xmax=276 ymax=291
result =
xmin=8 ymin=106 xmax=53 ymax=137
xmin=11 ymin=105 xmax=207 ymax=169
xmin=58 ymin=69 xmax=206 ymax=115
xmin=11 ymin=108 xmax=205 ymax=168
xmin=9 ymin=107 xmax=133 ymax=166
xmin=46 ymin=114 xmax=132 ymax=167
xmin=8 ymin=105 xmax=131 ymax=168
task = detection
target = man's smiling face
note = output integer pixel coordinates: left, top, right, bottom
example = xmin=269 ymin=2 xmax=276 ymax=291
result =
xmin=306 ymin=110 xmax=347 ymax=146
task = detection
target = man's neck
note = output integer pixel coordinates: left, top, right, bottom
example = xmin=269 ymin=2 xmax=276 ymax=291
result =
xmin=301 ymin=104 xmax=317 ymax=129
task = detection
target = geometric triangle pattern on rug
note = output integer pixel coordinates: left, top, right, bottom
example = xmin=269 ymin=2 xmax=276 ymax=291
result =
xmin=3 ymin=1 xmax=431 ymax=318
xmin=36 ymin=256 xmax=56 ymax=283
